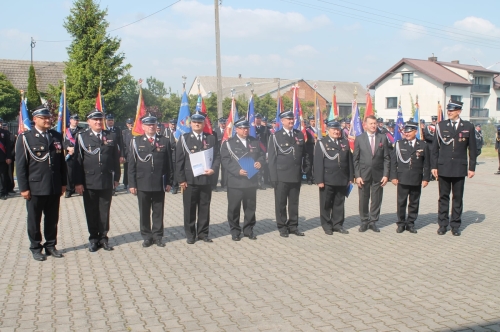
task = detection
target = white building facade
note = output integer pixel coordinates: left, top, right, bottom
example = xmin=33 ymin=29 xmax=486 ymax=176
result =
xmin=369 ymin=57 xmax=500 ymax=124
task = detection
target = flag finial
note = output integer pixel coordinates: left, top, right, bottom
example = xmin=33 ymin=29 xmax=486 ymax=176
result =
xmin=182 ymin=76 xmax=187 ymax=91
xmin=230 ymin=88 xmax=235 ymax=97
xmin=353 ymin=86 xmax=358 ymax=99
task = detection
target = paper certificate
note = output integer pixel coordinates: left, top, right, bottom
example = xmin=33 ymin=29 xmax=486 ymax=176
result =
xmin=189 ymin=147 xmax=213 ymax=177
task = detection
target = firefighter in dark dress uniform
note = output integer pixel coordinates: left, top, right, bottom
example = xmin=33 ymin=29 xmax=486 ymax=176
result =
xmin=74 ymin=110 xmax=121 ymax=252
xmin=305 ymin=115 xmax=317 ymax=185
xmin=176 ymin=113 xmax=221 ymax=244
xmin=431 ymin=100 xmax=477 ymax=236
xmin=128 ymin=115 xmax=173 ymax=248
xmin=0 ymin=118 xmax=12 ymax=200
xmin=63 ymin=114 xmax=82 ymax=198
xmin=165 ymin=119 xmax=179 ymax=194
xmin=390 ymin=121 xmax=430 ymax=234
xmin=377 ymin=118 xmax=387 ymax=134
xmin=15 ymin=106 xmax=67 ymax=261
xmin=254 ymin=113 xmax=270 ymax=189
xmin=221 ymin=117 xmax=265 ymax=241
xmin=423 ymin=116 xmax=437 ymax=180
xmin=314 ymin=120 xmax=353 ymax=235
xmin=105 ymin=114 xmax=124 ymax=195
xmin=212 ymin=118 xmax=227 ymax=191
xmin=268 ymin=110 xmax=311 ymax=237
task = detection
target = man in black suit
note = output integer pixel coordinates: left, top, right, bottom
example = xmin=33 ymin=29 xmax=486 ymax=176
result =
xmin=164 ymin=119 xmax=179 ymax=194
xmin=15 ymin=106 xmax=66 ymax=261
xmin=128 ymin=115 xmax=173 ymax=247
xmin=0 ymin=118 xmax=12 ymax=200
xmin=106 ymin=114 xmax=124 ymax=195
xmin=176 ymin=113 xmax=220 ymax=244
xmin=305 ymin=115 xmax=317 ymax=185
xmin=431 ymin=100 xmax=477 ymax=236
xmin=268 ymin=110 xmax=311 ymax=237
xmin=390 ymin=121 xmax=430 ymax=234
xmin=254 ymin=113 xmax=270 ymax=189
xmin=212 ymin=117 xmax=227 ymax=191
xmin=314 ymin=120 xmax=353 ymax=235
xmin=121 ymin=118 xmax=134 ymax=191
xmin=353 ymin=115 xmax=391 ymax=232
xmin=221 ymin=117 xmax=265 ymax=241
xmin=474 ymin=124 xmax=483 ymax=157
xmin=75 ymin=110 xmax=121 ymax=252
xmin=63 ymin=114 xmax=82 ymax=198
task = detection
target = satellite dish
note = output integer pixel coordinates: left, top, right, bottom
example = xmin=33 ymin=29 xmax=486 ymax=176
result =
xmin=468 ymin=74 xmax=474 ymax=81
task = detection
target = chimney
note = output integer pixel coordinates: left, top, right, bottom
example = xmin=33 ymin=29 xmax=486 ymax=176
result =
xmin=238 ymin=74 xmax=242 ymax=79
xmin=428 ymin=56 xmax=438 ymax=62
xmin=451 ymin=60 xmax=460 ymax=64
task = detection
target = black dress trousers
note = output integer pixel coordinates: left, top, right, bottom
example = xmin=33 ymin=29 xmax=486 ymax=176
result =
xmin=123 ymin=162 xmax=129 ymax=187
xmin=438 ymin=176 xmax=465 ymax=229
xmin=183 ymin=184 xmax=212 ymax=240
xmin=26 ymin=194 xmax=60 ymax=253
xmin=319 ymin=185 xmax=347 ymax=232
xmin=396 ymin=184 xmax=422 ymax=226
xmin=274 ymin=182 xmax=301 ymax=232
xmin=137 ymin=190 xmax=165 ymax=240
xmin=227 ymin=187 xmax=257 ymax=236
xmin=0 ymin=162 xmax=8 ymax=195
xmin=83 ymin=188 xmax=113 ymax=244
xmin=65 ymin=158 xmax=76 ymax=193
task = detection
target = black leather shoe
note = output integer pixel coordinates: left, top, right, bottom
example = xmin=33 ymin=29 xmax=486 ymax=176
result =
xmin=334 ymin=228 xmax=349 ymax=234
xmin=292 ymin=230 xmax=305 ymax=236
xmin=396 ymin=225 xmax=405 ymax=233
xmin=186 ymin=239 xmax=195 ymax=244
xmin=32 ymin=252 xmax=46 ymax=261
xmin=100 ymin=242 xmax=114 ymax=251
xmin=437 ymin=227 xmax=447 ymax=235
xmin=325 ymin=230 xmax=333 ymax=235
xmin=201 ymin=238 xmax=213 ymax=243
xmin=0 ymin=195 xmax=6 ymax=201
xmin=45 ymin=247 xmax=63 ymax=258
xmin=155 ymin=239 xmax=165 ymax=247
xmin=244 ymin=234 xmax=257 ymax=240
xmin=89 ymin=243 xmax=99 ymax=252
xmin=142 ymin=240 xmax=153 ymax=248
xmin=279 ymin=231 xmax=289 ymax=238
xmin=369 ymin=224 xmax=380 ymax=232
xmin=451 ymin=228 xmax=461 ymax=236
xmin=64 ymin=191 xmax=71 ymax=198
xmin=232 ymin=235 xmax=241 ymax=241
xmin=359 ymin=224 xmax=368 ymax=232
xmin=407 ymin=226 xmax=417 ymax=234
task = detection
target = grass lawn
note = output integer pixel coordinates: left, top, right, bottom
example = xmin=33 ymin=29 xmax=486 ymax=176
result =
xmin=480 ymin=145 xmax=498 ymax=158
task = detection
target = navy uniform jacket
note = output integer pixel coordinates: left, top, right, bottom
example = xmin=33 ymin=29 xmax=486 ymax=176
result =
xmin=74 ymin=129 xmax=121 ymax=189
xmin=62 ymin=126 xmax=82 ymax=151
xmin=15 ymin=129 xmax=67 ymax=195
xmin=255 ymin=125 xmax=270 ymax=148
xmin=175 ymin=132 xmax=220 ymax=186
xmin=475 ymin=130 xmax=484 ymax=150
xmin=353 ymin=132 xmax=391 ymax=182
xmin=164 ymin=128 xmax=177 ymax=164
xmin=431 ymin=119 xmax=477 ymax=177
xmin=267 ymin=128 xmax=310 ymax=183
xmin=0 ymin=128 xmax=12 ymax=162
xmin=107 ymin=126 xmax=124 ymax=158
xmin=390 ymin=139 xmax=431 ymax=186
xmin=423 ymin=125 xmax=435 ymax=145
xmin=305 ymin=126 xmax=316 ymax=153
xmin=122 ymin=128 xmax=133 ymax=161
xmin=313 ymin=137 xmax=353 ymax=186
xmin=128 ymin=134 xmax=173 ymax=192
xmin=220 ymin=135 xmax=265 ymax=189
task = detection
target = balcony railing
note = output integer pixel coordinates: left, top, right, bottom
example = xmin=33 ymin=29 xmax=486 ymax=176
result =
xmin=471 ymin=84 xmax=490 ymax=93
xmin=470 ymin=108 xmax=489 ymax=118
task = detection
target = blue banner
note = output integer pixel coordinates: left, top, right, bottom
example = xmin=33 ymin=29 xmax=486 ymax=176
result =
xmin=175 ymin=91 xmax=192 ymax=141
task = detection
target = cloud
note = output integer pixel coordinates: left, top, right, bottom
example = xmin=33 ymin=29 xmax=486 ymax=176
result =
xmin=453 ymin=17 xmax=500 ymax=38
xmin=342 ymin=23 xmax=361 ymax=32
xmin=0 ymin=29 xmax=31 ymax=51
xmin=288 ymin=45 xmax=319 ymax=57
xmin=400 ymin=22 xmax=426 ymax=40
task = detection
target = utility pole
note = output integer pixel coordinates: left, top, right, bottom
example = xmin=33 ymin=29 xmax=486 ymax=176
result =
xmin=30 ymin=37 xmax=36 ymax=64
xmin=214 ymin=0 xmax=223 ymax=118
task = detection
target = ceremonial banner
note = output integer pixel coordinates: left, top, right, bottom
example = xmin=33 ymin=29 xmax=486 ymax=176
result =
xmin=413 ymin=102 xmax=421 ymax=140
xmin=132 ymin=87 xmax=147 ymax=136
xmin=292 ymin=86 xmax=307 ymax=141
xmin=328 ymin=88 xmax=338 ymax=121
xmin=364 ymin=91 xmax=374 ymax=120
xmin=274 ymin=94 xmax=283 ymax=131
xmin=196 ymin=93 xmax=212 ymax=135
xmin=394 ymin=105 xmax=404 ymax=142
xmin=348 ymin=99 xmax=364 ymax=151
xmin=95 ymin=85 xmax=107 ymax=129
xmin=437 ymin=101 xmax=444 ymax=122
xmin=222 ymin=97 xmax=237 ymax=143
xmin=17 ymin=98 xmax=31 ymax=134
xmin=56 ymin=90 xmax=70 ymax=134
xmin=248 ymin=95 xmax=256 ymax=138
xmin=174 ymin=91 xmax=191 ymax=141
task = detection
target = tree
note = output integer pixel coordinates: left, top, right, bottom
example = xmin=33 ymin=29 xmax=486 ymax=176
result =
xmin=146 ymin=76 xmax=167 ymax=98
xmin=64 ymin=0 xmax=131 ymax=119
xmin=0 ymin=73 xmax=21 ymax=121
xmin=26 ymin=65 xmax=41 ymax=111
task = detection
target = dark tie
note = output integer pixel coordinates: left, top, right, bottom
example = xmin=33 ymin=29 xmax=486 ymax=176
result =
xmin=410 ymin=141 xmax=413 ymax=148
xmin=198 ymin=134 xmax=202 ymax=142
xmin=452 ymin=121 xmax=457 ymax=130
xmin=97 ymin=133 xmax=101 ymax=142
xmin=289 ymin=131 xmax=292 ymax=138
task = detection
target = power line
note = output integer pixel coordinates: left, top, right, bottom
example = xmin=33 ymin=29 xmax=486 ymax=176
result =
xmin=35 ymin=0 xmax=182 ymax=43
xmin=279 ymin=0 xmax=500 ymax=50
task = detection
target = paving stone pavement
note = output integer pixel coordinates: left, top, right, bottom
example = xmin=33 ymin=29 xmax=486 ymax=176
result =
xmin=1 ymin=156 xmax=500 ymax=332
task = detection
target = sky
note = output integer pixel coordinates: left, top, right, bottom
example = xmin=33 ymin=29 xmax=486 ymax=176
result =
xmin=2 ymin=0 xmax=500 ymax=93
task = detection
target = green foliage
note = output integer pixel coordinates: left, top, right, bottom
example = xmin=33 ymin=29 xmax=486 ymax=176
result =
xmin=146 ymin=76 xmax=167 ymax=98
xmin=0 ymin=73 xmax=21 ymax=120
xmin=482 ymin=118 xmax=498 ymax=146
xmin=64 ymin=0 xmax=131 ymax=119
xmin=26 ymin=65 xmax=41 ymax=111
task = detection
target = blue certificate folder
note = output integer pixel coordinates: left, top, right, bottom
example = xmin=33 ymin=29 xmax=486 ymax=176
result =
xmin=238 ymin=156 xmax=259 ymax=179
xmin=346 ymin=183 xmax=354 ymax=198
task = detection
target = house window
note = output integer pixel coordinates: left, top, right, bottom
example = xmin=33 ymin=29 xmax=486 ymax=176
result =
xmin=339 ymin=106 xmax=351 ymax=118
xmin=402 ymin=73 xmax=413 ymax=85
xmin=386 ymin=97 xmax=398 ymax=109
xmin=474 ymin=77 xmax=482 ymax=85
xmin=472 ymin=97 xmax=481 ymax=108
xmin=497 ymin=98 xmax=500 ymax=110
xmin=450 ymin=95 xmax=462 ymax=102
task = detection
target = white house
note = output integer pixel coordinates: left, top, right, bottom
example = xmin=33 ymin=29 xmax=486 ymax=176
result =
xmin=368 ymin=57 xmax=500 ymax=124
